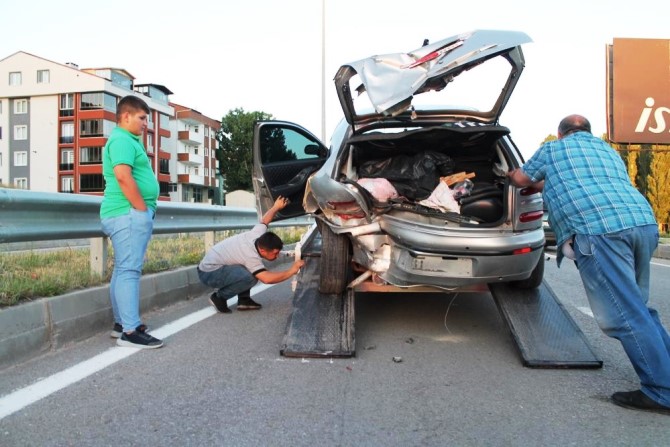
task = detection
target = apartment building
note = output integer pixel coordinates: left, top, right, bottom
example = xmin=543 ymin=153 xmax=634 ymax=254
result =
xmin=0 ymin=51 xmax=220 ymax=203
xmin=169 ymin=103 xmax=221 ymax=203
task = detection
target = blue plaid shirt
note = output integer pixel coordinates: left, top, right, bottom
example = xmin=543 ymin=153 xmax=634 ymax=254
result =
xmin=522 ymin=132 xmax=656 ymax=264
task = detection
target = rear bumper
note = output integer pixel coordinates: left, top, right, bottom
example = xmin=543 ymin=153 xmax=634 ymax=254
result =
xmin=379 ymin=241 xmax=544 ymax=288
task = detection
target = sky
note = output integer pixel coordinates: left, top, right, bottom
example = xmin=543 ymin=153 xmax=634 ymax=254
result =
xmin=2 ymin=0 xmax=669 ymax=159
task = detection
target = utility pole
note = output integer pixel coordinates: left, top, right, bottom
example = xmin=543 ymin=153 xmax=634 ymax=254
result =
xmin=321 ymin=0 xmax=326 ymax=142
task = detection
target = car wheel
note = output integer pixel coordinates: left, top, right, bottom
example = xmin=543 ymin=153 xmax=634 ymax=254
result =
xmin=317 ymin=221 xmax=351 ymax=294
xmin=512 ymin=252 xmax=544 ymax=289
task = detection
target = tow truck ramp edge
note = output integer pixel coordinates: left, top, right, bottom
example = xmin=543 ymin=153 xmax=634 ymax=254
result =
xmin=280 ymin=232 xmax=601 ymax=368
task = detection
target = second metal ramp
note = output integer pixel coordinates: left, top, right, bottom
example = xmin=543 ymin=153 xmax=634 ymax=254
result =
xmin=490 ymin=281 xmax=602 ymax=368
xmin=280 ymin=257 xmax=355 ymax=357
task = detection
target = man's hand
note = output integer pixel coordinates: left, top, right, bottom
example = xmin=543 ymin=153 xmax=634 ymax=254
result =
xmin=261 ymin=195 xmax=291 ymax=225
xmin=291 ymin=259 xmax=305 ymax=273
xmin=273 ymin=196 xmax=290 ymax=210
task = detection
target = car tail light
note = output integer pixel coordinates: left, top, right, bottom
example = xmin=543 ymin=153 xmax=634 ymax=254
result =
xmin=513 ymin=247 xmax=532 ymax=255
xmin=326 ymin=200 xmax=365 ymax=220
xmin=519 ymin=210 xmax=543 ymax=223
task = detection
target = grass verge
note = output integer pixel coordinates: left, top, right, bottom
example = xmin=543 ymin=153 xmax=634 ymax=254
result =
xmin=0 ymin=227 xmax=308 ymax=308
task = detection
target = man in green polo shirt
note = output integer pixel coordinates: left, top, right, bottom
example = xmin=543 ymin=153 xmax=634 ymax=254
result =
xmin=100 ymin=95 xmax=162 ymax=349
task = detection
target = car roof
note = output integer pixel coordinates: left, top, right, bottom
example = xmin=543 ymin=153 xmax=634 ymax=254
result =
xmin=334 ymin=29 xmax=532 ymax=131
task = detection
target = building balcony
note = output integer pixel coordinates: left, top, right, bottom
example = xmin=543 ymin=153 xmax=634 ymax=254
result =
xmin=178 ymin=130 xmax=204 ymax=145
xmin=177 ymin=152 xmax=204 ymax=166
xmin=178 ymin=174 xmax=205 ymax=185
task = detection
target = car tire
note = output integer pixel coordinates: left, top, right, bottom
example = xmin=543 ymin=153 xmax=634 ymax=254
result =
xmin=317 ymin=222 xmax=351 ymax=294
xmin=512 ymin=251 xmax=544 ymax=289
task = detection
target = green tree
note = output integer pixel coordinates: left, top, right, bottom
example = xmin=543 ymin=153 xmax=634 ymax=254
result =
xmin=646 ymin=146 xmax=670 ymax=233
xmin=216 ymin=108 xmax=273 ymax=192
xmin=636 ymin=145 xmax=652 ymax=197
xmin=626 ymin=145 xmax=640 ymax=188
xmin=542 ymin=134 xmax=557 ymax=144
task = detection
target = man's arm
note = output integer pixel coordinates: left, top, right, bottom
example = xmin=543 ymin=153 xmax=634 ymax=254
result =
xmin=260 ymin=196 xmax=290 ymax=225
xmin=113 ymin=164 xmax=148 ymax=211
xmin=255 ymin=260 xmax=305 ymax=284
xmin=507 ymin=168 xmax=544 ymax=190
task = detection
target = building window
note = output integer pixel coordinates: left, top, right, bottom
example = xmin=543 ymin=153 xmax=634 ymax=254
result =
xmin=14 ymin=99 xmax=28 ymax=114
xmin=159 ymin=182 xmax=170 ymax=197
xmin=193 ymin=187 xmax=203 ymax=202
xmin=14 ymin=125 xmax=28 ymax=140
xmin=9 ymin=72 xmax=22 ymax=86
xmin=80 ymin=92 xmax=116 ymax=111
xmin=61 ymin=176 xmax=74 ymax=193
xmin=146 ymin=133 xmax=154 ymax=153
xmin=159 ymin=113 xmax=170 ymax=130
xmin=80 ymin=146 xmax=102 ymax=164
xmin=159 ymin=158 xmax=170 ymax=174
xmin=60 ymin=149 xmax=74 ymax=170
xmin=79 ymin=173 xmax=104 ymax=192
xmin=14 ymin=178 xmax=28 ymax=189
xmin=60 ymin=122 xmax=74 ymax=144
xmin=160 ymin=135 xmax=170 ymax=151
xmin=80 ymin=119 xmax=103 ymax=137
xmin=14 ymin=151 xmax=28 ymax=166
xmin=37 ymin=70 xmax=50 ymax=84
xmin=60 ymin=93 xmax=74 ymax=117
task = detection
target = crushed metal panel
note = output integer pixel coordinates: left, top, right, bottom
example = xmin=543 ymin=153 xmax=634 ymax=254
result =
xmin=336 ymin=29 xmax=532 ymax=124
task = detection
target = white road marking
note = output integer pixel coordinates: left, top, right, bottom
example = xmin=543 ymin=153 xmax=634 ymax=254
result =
xmin=577 ymin=306 xmax=594 ymax=318
xmin=0 ymin=283 xmax=274 ymax=420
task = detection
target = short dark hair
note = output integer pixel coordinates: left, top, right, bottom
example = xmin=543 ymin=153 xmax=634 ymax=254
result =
xmin=558 ymin=114 xmax=591 ymax=136
xmin=256 ymin=232 xmax=283 ymax=251
xmin=116 ymin=95 xmax=150 ymax=121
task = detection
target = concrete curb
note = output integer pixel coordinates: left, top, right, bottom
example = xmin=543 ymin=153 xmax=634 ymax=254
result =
xmin=655 ymin=243 xmax=670 ymax=260
xmin=0 ymin=266 xmax=208 ymax=371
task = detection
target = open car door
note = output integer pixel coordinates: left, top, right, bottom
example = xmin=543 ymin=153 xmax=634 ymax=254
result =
xmin=252 ymin=121 xmax=329 ymax=220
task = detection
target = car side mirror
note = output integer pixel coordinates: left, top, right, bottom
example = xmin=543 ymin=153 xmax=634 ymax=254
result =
xmin=305 ymin=144 xmax=328 ymax=158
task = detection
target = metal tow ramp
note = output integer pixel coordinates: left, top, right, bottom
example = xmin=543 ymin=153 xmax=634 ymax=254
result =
xmin=489 ymin=281 xmax=602 ymax=368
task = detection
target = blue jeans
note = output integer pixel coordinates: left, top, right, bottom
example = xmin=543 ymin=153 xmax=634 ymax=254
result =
xmin=101 ymin=209 xmax=154 ymax=332
xmin=197 ymin=265 xmax=257 ymax=299
xmin=573 ymin=224 xmax=670 ymax=406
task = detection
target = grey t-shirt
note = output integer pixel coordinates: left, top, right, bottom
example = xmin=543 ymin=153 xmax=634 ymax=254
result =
xmin=198 ymin=224 xmax=267 ymax=274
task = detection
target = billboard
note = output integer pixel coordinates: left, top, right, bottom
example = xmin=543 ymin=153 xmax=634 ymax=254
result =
xmin=607 ymin=38 xmax=670 ymax=144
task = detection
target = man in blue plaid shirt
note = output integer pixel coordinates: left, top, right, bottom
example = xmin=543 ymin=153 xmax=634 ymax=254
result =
xmin=508 ymin=114 xmax=669 ymax=416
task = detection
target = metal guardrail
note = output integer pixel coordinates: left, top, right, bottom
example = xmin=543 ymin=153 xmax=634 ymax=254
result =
xmin=0 ymin=188 xmax=312 ymax=275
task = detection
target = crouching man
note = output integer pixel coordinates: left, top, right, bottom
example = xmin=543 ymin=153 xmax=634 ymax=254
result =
xmin=197 ymin=196 xmax=305 ymax=313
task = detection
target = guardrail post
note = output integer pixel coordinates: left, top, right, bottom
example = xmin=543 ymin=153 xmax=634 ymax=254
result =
xmin=204 ymin=231 xmax=215 ymax=253
xmin=90 ymin=237 xmax=108 ymax=277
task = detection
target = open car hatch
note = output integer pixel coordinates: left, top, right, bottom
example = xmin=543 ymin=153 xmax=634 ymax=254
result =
xmin=334 ymin=29 xmax=532 ymax=128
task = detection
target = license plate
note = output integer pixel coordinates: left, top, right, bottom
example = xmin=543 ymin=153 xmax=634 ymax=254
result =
xmin=411 ymin=256 xmax=472 ymax=277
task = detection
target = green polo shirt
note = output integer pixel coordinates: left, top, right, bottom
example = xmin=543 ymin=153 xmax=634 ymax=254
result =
xmin=100 ymin=127 xmax=159 ymax=219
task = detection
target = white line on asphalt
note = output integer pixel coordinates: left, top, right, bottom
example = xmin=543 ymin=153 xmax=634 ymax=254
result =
xmin=577 ymin=306 xmax=594 ymax=318
xmin=0 ymin=283 xmax=274 ymax=421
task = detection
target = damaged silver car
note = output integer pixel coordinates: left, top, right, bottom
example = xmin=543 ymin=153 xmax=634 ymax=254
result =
xmin=252 ymin=30 xmax=545 ymax=294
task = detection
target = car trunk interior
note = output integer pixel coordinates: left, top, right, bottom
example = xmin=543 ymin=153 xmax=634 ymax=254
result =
xmin=339 ymin=125 xmax=512 ymax=226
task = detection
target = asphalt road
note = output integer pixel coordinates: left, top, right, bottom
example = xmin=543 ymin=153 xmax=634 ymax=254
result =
xmin=1 ymin=250 xmax=669 ymax=446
